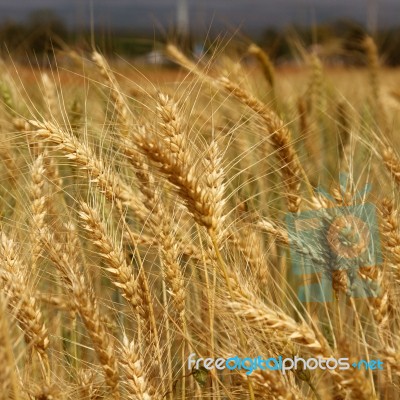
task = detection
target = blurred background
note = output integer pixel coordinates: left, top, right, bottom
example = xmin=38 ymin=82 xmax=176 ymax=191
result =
xmin=0 ymin=0 xmax=399 ymax=66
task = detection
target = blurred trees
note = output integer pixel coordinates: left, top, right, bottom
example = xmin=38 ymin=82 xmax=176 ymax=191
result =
xmin=25 ymin=9 xmax=68 ymax=54
xmin=0 ymin=10 xmax=67 ymax=54
xmin=379 ymin=28 xmax=400 ymax=65
xmin=259 ymin=19 xmax=400 ymax=66
xmin=0 ymin=10 xmax=399 ymax=66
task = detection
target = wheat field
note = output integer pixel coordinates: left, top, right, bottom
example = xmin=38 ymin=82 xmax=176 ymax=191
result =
xmin=0 ymin=38 xmax=400 ymax=399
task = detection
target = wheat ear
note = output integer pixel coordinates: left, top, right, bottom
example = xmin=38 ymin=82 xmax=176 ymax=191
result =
xmin=41 ymin=227 xmax=120 ymax=398
xmin=383 ymin=147 xmax=400 ymax=188
xmin=92 ymin=51 xmax=131 ymax=135
xmin=0 ymin=232 xmax=49 ymax=357
xmin=242 ymin=369 xmax=305 ymax=400
xmin=29 ymin=119 xmax=148 ymax=221
xmin=29 ymin=154 xmax=47 ymax=270
xmin=78 ymin=202 xmax=165 ymax=387
xmin=0 ymin=293 xmax=20 ymax=400
xmin=120 ymin=335 xmax=160 ymax=400
xmin=166 ymin=44 xmax=309 ymax=212
xmin=226 ymin=294 xmax=351 ymax=397
xmin=124 ymin=125 xmax=224 ymax=235
xmin=380 ymin=198 xmax=400 ymax=280
xmin=133 ymin=158 xmax=187 ymax=329
xmin=41 ymin=73 xmax=58 ymax=118
xmin=248 ymin=43 xmax=275 ymax=89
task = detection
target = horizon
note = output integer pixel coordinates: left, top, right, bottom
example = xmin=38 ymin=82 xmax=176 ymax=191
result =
xmin=0 ymin=0 xmax=398 ymax=37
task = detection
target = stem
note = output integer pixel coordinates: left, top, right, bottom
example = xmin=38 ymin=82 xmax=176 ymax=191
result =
xmin=198 ymin=224 xmax=218 ymax=399
xmin=119 ymin=203 xmax=165 ymax=395
xmin=308 ymin=380 xmax=322 ymax=400
xmin=181 ymin=334 xmax=186 ymax=400
xmin=161 ymin=278 xmax=174 ymax=400
xmin=71 ymin=313 xmax=78 ymax=371
xmin=350 ymin=298 xmax=376 ymax=398
xmin=209 ymin=232 xmax=255 ymax=400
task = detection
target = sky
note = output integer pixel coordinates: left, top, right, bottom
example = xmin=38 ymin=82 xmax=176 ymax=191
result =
xmin=0 ymin=0 xmax=398 ymax=35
